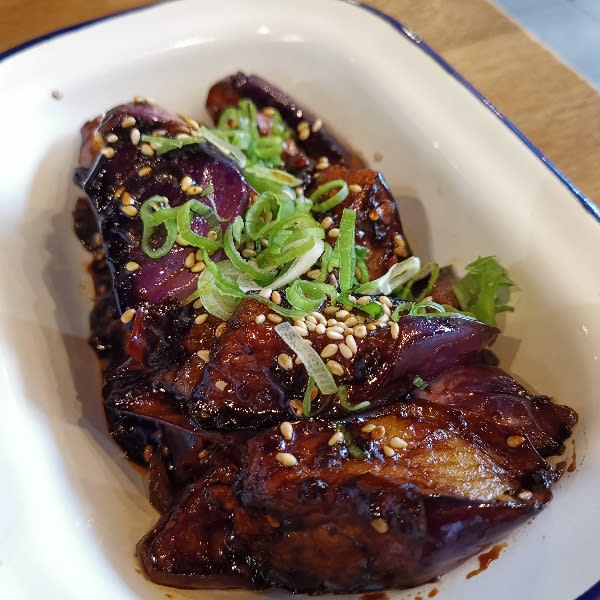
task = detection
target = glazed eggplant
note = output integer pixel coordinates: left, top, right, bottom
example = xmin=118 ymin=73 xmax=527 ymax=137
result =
xmin=74 ymin=77 xmax=578 ymax=596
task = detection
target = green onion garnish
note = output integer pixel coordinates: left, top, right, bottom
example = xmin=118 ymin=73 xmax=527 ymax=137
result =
xmin=310 ymin=179 xmax=349 ymax=213
xmin=337 ymin=385 xmax=370 ymax=412
xmin=334 ymin=423 xmax=366 ymax=459
xmin=355 ymin=256 xmax=421 ymax=296
xmin=336 ymin=208 xmax=357 ymax=292
xmin=412 ymin=375 xmax=428 ymax=390
xmin=303 ymin=376 xmax=316 ymax=417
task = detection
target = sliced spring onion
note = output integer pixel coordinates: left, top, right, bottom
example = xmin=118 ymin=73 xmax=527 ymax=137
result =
xmin=337 ymin=293 xmax=384 ymax=319
xmin=274 ymin=322 xmax=337 ymax=395
xmin=176 ymin=199 xmax=222 ymax=251
xmin=310 ymin=179 xmax=349 ymax=213
xmin=139 ymin=196 xmax=178 ymax=258
xmin=303 ymin=376 xmax=316 ymax=417
xmin=337 ymin=209 xmax=357 ymax=291
xmin=243 ymin=163 xmax=302 ymax=195
xmin=397 ymin=261 xmax=440 ymax=302
xmin=244 ymin=191 xmax=294 ymax=240
xmin=337 ymin=385 xmax=370 ymax=412
xmin=412 ymin=375 xmax=428 ymax=390
xmin=191 ymin=268 xmax=242 ymax=320
xmin=223 ymin=218 xmax=276 ymax=285
xmin=334 ymin=423 xmax=366 ymax=459
xmin=285 ymin=280 xmax=336 ymax=313
xmin=266 ymin=239 xmax=324 ymax=291
xmin=355 ymin=256 xmax=422 ymax=296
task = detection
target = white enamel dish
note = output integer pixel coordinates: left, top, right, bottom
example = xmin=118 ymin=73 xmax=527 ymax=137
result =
xmin=0 ymin=1 xmax=598 ymax=598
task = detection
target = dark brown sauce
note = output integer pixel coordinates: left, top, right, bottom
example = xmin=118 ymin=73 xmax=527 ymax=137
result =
xmin=360 ymin=593 xmax=390 ymax=600
xmin=567 ymin=439 xmax=577 ymax=472
xmin=428 ymin=588 xmax=439 ymax=598
xmin=466 ymin=543 xmax=507 ymax=579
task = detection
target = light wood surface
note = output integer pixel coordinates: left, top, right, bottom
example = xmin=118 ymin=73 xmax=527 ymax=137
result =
xmin=1 ymin=0 xmax=598 ymax=202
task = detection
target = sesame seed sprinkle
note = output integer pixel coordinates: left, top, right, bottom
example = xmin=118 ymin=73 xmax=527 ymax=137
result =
xmin=130 ymin=127 xmax=140 ymax=145
xmin=120 ymin=308 xmax=136 ymax=324
xmin=196 ymin=349 xmax=210 ymax=362
xmin=191 ymin=261 xmax=206 ymax=273
xmin=101 ymin=147 xmax=115 ymax=158
xmin=328 ymin=431 xmax=344 ymax=446
xmin=121 ymin=205 xmax=138 ymax=217
xmin=137 ymin=166 xmax=152 ymax=176
xmin=276 ymin=452 xmax=298 ymax=467
xmin=507 ymin=435 xmax=526 ymax=448
xmin=349 ymin=184 xmax=363 ymax=193
xmin=390 ymin=436 xmax=408 ymax=450
xmin=320 ymin=344 xmax=338 ymax=358
xmin=140 ymin=143 xmax=155 ymax=156
xmin=326 ymin=359 xmax=344 ymax=376
xmin=215 ymin=380 xmax=227 ymax=391
xmin=382 ymin=445 xmax=395 ymax=457
xmin=298 ymin=128 xmax=310 ymax=141
xmin=267 ymin=313 xmax=283 ymax=324
xmin=371 ymin=518 xmax=389 ymax=534
xmin=315 ymin=323 xmax=326 ymax=335
xmin=339 ymin=343 xmax=353 ymax=360
xmin=361 ymin=423 xmax=376 ymax=433
xmin=215 ymin=322 xmax=227 ymax=337
xmin=193 ymin=299 xmax=203 ymax=309
xmin=280 ymin=421 xmax=294 ymax=441
xmin=255 ymin=314 xmax=266 ymax=325
xmin=277 ymin=353 xmax=294 ymax=370
xmin=371 ymin=425 xmax=386 ymax=440
xmin=207 ymin=230 xmax=218 ymax=240
xmin=105 ymin=133 xmax=118 ymax=143
xmin=326 ymin=330 xmax=344 ymax=341
xmin=125 ymin=261 xmax=140 ymax=272
xmin=320 ymin=216 xmax=333 ymax=229
xmin=327 ymin=228 xmax=340 ymax=239
xmin=195 ymin=313 xmax=209 ymax=326
xmin=121 ymin=116 xmax=136 ymax=128
xmin=518 ymin=490 xmax=533 ymax=501
xmin=390 ymin=321 xmax=400 ymax=340
xmin=180 ymin=176 xmax=193 ymax=192
xmin=345 ymin=335 xmax=358 ymax=354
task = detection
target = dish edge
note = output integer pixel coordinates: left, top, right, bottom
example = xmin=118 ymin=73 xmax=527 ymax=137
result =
xmin=1 ymin=0 xmax=598 ymax=597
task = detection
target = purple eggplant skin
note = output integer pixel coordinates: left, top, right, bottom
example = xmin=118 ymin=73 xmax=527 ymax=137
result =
xmin=74 ymin=101 xmax=253 ymax=312
xmin=187 ymin=298 xmax=498 ymax=430
xmin=411 ymin=364 xmax=578 ymax=456
xmin=206 ymin=72 xmax=366 ymax=168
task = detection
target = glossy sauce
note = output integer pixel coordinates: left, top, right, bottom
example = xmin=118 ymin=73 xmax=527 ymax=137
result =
xmin=466 ymin=543 xmax=507 ymax=579
xmin=428 ymin=588 xmax=439 ymax=597
xmin=567 ymin=439 xmax=577 ymax=472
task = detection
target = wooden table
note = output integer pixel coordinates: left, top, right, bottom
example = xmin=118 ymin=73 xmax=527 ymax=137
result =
xmin=2 ymin=0 xmax=599 ymax=202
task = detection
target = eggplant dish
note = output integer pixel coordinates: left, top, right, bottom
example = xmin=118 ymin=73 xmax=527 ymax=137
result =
xmin=73 ymin=73 xmax=577 ymax=595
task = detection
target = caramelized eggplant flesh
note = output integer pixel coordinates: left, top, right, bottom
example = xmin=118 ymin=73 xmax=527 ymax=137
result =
xmin=188 ymin=298 xmax=498 ymax=429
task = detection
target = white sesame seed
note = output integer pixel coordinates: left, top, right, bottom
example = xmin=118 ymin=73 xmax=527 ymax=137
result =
xmin=327 ymin=228 xmax=340 ymax=239
xmin=518 ymin=490 xmax=533 ymax=501
xmin=389 ymin=436 xmax=408 ymax=450
xmin=121 ymin=205 xmax=138 ymax=217
xmin=255 ymin=314 xmax=266 ymax=325
xmin=328 ymin=431 xmax=344 ymax=446
xmin=320 ymin=216 xmax=333 ymax=229
xmin=193 ymin=299 xmax=203 ymax=310
xmin=215 ymin=322 xmax=227 ymax=337
xmin=113 ymin=186 xmax=125 ymax=199
xmin=305 ymin=315 xmax=317 ymax=325
xmin=207 ymin=230 xmax=218 ymax=241
xmin=140 ymin=143 xmax=154 ymax=156
xmin=306 ymin=269 xmax=321 ymax=280
xmin=306 ymin=321 xmax=316 ymax=332
xmin=344 ymin=316 xmax=358 ymax=328
xmin=357 ymin=296 xmax=371 ymax=305
xmin=371 ymin=518 xmax=389 ymax=534
xmin=379 ymin=295 xmax=393 ymax=308
xmin=259 ymin=287 xmax=272 ymax=299
xmin=345 ymin=335 xmax=358 ymax=354
xmin=326 ymin=360 xmax=344 ymax=376
xmin=311 ymin=119 xmax=323 ymax=133
xmin=191 ymin=261 xmax=205 ymax=273
xmin=137 ymin=166 xmax=152 ymax=176
xmin=121 ymin=192 xmax=135 ymax=206
xmin=101 ymin=147 xmax=115 ymax=158
xmin=327 ymin=325 xmax=345 ymax=335
xmin=195 ymin=313 xmax=209 ymax=326
xmin=507 ymin=435 xmax=526 ymax=448
xmin=316 ymin=160 xmax=330 ymax=171
xmin=180 ymin=176 xmax=193 ymax=192
xmin=297 ymin=120 xmax=310 ymax=132
xmin=105 ymin=133 xmax=118 ymax=143
xmin=366 ymin=323 xmax=378 ymax=331
xmin=390 ymin=321 xmax=400 ymax=340
xmin=339 ymin=343 xmax=353 ymax=360
xmin=124 ymin=261 xmax=139 ymax=273
xmin=120 ymin=308 xmax=136 ymax=324
xmin=349 ymin=183 xmax=363 ymax=193
xmin=276 ymin=452 xmax=298 ymax=467
xmin=267 ymin=313 xmax=283 ymax=324
xmin=215 ymin=380 xmax=227 ymax=391
xmin=311 ymin=312 xmax=326 ymax=324
xmin=293 ymin=326 xmax=309 ymax=336
xmin=184 ymin=251 xmax=196 ymax=269
xmin=278 ymin=353 xmax=293 ymax=370
xmin=242 ymin=248 xmax=257 ymax=258
xmin=290 ymin=399 xmax=303 ymax=416
xmin=323 ymin=306 xmax=339 ymax=316
xmin=315 ymin=323 xmax=326 ymax=335
xmin=129 ymin=127 xmax=140 ymax=145
xmin=326 ymin=330 xmax=344 ymax=341
xmin=298 ymin=129 xmax=310 ymax=141
xmin=320 ymin=344 xmax=338 ymax=358
xmin=187 ymin=185 xmax=204 ymax=196
xmin=280 ymin=421 xmax=294 ymax=441
xmin=196 ymin=349 xmax=210 ymax=362
xmin=181 ymin=115 xmax=200 ymax=130
xmin=121 ymin=116 xmax=136 ymax=128
xmin=361 ymin=423 xmax=376 ymax=433
xmin=382 ymin=445 xmax=395 ymax=457
xmin=271 ymin=290 xmax=282 ymax=305
xmin=335 ymin=310 xmax=350 ymax=320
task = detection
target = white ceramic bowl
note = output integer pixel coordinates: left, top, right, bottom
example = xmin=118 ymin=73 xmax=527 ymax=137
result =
xmin=0 ymin=1 xmax=598 ymax=598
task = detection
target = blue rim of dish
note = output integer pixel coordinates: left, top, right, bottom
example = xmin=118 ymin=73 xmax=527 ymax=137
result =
xmin=0 ymin=2 xmax=599 ymax=595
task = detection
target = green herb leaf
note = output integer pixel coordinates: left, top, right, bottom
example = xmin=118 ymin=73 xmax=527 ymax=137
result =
xmin=452 ymin=256 xmax=513 ymax=326
xmin=412 ymin=375 xmax=428 ymax=390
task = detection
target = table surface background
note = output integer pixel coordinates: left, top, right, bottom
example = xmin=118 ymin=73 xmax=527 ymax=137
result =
xmin=1 ymin=0 xmax=599 ymax=203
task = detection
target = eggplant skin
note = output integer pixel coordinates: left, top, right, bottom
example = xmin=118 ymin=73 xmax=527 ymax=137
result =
xmin=138 ymin=400 xmax=557 ymax=594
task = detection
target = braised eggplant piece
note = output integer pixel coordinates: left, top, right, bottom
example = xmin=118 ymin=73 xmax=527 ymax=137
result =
xmin=188 ymin=298 xmax=498 ymax=430
xmin=412 ymin=365 xmax=578 ymax=456
xmin=75 ymin=101 xmax=253 ymax=311
xmin=309 ymin=165 xmax=412 ymax=278
xmin=206 ymin=71 xmax=365 ymax=168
